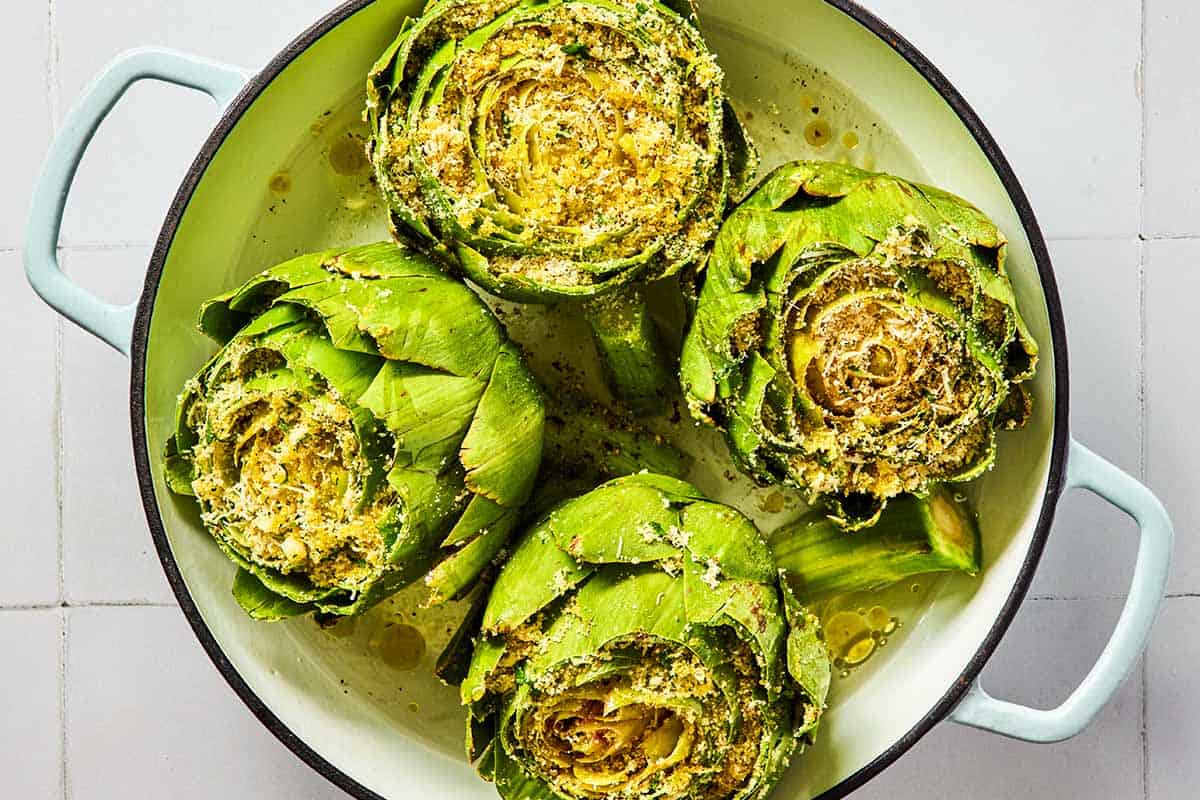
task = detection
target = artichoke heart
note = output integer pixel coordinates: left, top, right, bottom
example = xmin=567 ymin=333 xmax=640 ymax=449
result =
xmin=462 ymin=474 xmax=830 ymax=800
xmin=164 ymin=242 xmax=545 ymax=619
xmin=681 ymin=161 xmax=1038 ymax=527
xmin=187 ymin=343 xmax=390 ymax=592
xmin=367 ymin=0 xmax=756 ymax=302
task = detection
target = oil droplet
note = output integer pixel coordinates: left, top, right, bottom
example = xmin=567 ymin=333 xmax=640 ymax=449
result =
xmin=373 ymin=623 xmax=426 ymax=671
xmin=841 ymin=130 xmax=860 ymax=150
xmin=825 ymin=611 xmax=867 ymax=651
xmin=268 ymin=171 xmax=292 ymax=195
xmin=839 ymin=670 xmax=850 ymax=679
xmin=407 ymin=702 xmax=421 ymax=714
xmin=329 ymin=135 xmax=369 ymax=175
xmin=824 ymin=610 xmax=876 ymax=666
xmin=804 ymin=120 xmax=833 ymax=148
xmin=760 ymin=491 xmax=786 ymax=513
xmin=910 ymin=583 xmax=921 ymax=594
xmin=843 ymin=636 xmax=876 ymax=666
xmin=310 ymin=113 xmax=330 ymax=137
xmin=866 ymin=605 xmax=891 ymax=631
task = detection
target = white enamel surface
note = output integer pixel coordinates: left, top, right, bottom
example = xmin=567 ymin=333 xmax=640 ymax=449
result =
xmin=136 ymin=1 xmax=1056 ymax=797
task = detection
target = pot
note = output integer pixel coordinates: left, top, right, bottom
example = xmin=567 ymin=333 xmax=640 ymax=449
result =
xmin=24 ymin=1 xmax=1173 ymax=798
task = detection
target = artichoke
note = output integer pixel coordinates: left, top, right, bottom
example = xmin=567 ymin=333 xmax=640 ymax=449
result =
xmin=367 ymin=0 xmax=756 ymax=407
xmin=460 ymin=473 xmax=830 ymax=800
xmin=163 ymin=242 xmax=545 ymax=619
xmin=681 ymin=161 xmax=1038 ymax=526
xmin=770 ymin=485 xmax=981 ymax=599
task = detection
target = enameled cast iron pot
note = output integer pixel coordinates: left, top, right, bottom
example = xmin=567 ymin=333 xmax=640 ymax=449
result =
xmin=24 ymin=1 xmax=1174 ymax=797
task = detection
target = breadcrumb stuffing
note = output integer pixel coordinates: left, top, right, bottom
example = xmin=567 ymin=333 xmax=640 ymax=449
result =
xmin=779 ymin=227 xmax=1005 ymax=501
xmin=188 ymin=343 xmax=392 ymax=590
xmin=508 ymin=636 xmax=766 ymax=800
xmin=380 ymin=0 xmax=728 ymax=287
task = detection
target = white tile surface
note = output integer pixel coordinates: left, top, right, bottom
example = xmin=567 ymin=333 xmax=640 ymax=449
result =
xmin=1029 ymin=239 xmax=1141 ymax=599
xmin=65 ymin=606 xmax=348 ymax=799
xmin=857 ymin=599 xmax=1143 ymax=800
xmin=1147 ymin=597 xmax=1200 ymax=800
xmin=55 ymin=0 xmax=342 ymax=247
xmin=55 ymin=0 xmax=348 ymax=247
xmin=1145 ymin=0 xmax=1200 ymax=236
xmin=3 ymin=1 xmax=51 ymax=248
xmin=0 ymin=252 xmax=60 ymax=606
xmin=60 ymin=248 xmax=173 ymax=604
xmin=0 ymin=610 xmax=63 ymax=798
xmin=862 ymin=0 xmax=1143 ymax=240
xmin=1145 ymin=238 xmax=1199 ymax=595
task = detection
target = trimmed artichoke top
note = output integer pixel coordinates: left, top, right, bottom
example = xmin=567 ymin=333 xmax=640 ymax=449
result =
xmin=681 ymin=161 xmax=1038 ymax=526
xmin=164 ymin=242 xmax=545 ymax=618
xmin=461 ymin=473 xmax=830 ymax=800
xmin=367 ymin=0 xmax=756 ymax=302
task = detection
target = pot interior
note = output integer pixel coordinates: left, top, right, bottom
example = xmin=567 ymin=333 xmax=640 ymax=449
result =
xmin=138 ymin=0 xmax=1059 ymax=796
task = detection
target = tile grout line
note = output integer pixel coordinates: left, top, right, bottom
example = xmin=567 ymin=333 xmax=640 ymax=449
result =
xmin=46 ymin=0 xmax=63 ymax=608
xmin=47 ymin=3 xmax=68 ymax=798
xmin=59 ymin=607 xmax=68 ymax=800
xmin=0 ymin=602 xmax=178 ymax=611
xmin=53 ymin=313 xmax=64 ymax=601
xmin=1137 ymin=1 xmax=1149 ymax=797
xmin=1138 ymin=0 xmax=1149 ymax=484
xmin=1138 ymin=232 xmax=1200 ymax=240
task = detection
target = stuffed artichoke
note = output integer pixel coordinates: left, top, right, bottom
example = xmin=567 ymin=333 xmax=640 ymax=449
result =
xmin=163 ymin=242 xmax=544 ymax=618
xmin=367 ymin=0 xmax=755 ymax=406
xmin=681 ymin=161 xmax=1038 ymax=526
xmin=460 ymin=473 xmax=830 ymax=800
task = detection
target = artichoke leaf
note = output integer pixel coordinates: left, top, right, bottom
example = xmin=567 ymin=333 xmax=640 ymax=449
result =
xmin=461 ymin=349 xmax=546 ymax=508
xmin=232 ymin=568 xmax=310 ymax=622
xmin=481 ymin=524 xmax=594 ymax=635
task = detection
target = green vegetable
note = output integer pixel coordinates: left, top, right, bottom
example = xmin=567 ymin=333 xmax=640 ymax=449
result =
xmin=535 ymin=393 xmax=690 ymax=514
xmin=435 ymin=398 xmax=689 ymax=683
xmin=461 ymin=473 xmax=829 ymax=800
xmin=681 ymin=161 xmax=1038 ymax=527
xmin=770 ymin=486 xmax=981 ymax=598
xmin=367 ymin=0 xmax=756 ymax=408
xmin=163 ymin=242 xmax=545 ymax=619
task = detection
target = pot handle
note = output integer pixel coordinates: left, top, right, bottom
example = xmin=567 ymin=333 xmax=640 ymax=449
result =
xmin=23 ymin=48 xmax=248 ymax=356
xmin=948 ymin=437 xmax=1172 ymax=742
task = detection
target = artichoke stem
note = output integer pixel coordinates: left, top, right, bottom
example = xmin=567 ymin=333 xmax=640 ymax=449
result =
xmin=770 ymin=485 xmax=982 ymax=598
xmin=533 ymin=394 xmax=690 ymax=516
xmin=581 ymin=287 xmax=678 ymax=415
